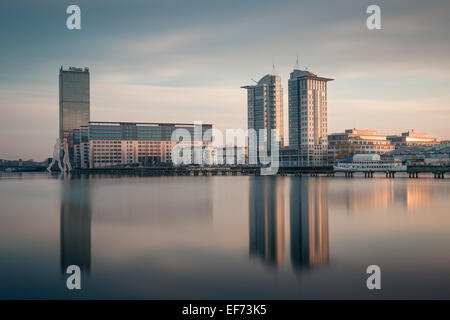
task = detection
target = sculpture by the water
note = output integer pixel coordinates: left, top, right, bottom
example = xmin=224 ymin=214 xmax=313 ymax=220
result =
xmin=47 ymin=138 xmax=72 ymax=173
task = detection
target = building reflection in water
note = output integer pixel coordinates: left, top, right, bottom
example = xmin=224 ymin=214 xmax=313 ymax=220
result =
xmin=290 ymin=178 xmax=329 ymax=271
xmin=343 ymin=181 xmax=435 ymax=213
xmin=60 ymin=175 xmax=91 ymax=274
xmin=249 ymin=177 xmax=330 ymax=272
xmin=249 ymin=177 xmax=285 ymax=267
xmin=404 ymin=183 xmax=432 ymax=209
xmin=345 ymin=182 xmax=394 ymax=213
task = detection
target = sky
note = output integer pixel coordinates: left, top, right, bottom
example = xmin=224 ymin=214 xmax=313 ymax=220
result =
xmin=1 ymin=0 xmax=450 ymax=160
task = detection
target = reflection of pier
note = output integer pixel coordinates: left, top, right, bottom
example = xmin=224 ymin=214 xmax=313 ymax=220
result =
xmin=249 ymin=177 xmax=285 ymax=267
xmin=60 ymin=177 xmax=91 ymax=274
xmin=290 ymin=178 xmax=329 ymax=271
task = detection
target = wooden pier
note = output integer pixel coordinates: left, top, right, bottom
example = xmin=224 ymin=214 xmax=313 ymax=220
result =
xmin=66 ymin=165 xmax=449 ymax=179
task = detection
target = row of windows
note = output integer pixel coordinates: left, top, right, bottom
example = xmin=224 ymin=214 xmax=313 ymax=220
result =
xmin=331 ymin=146 xmax=394 ymax=151
xmin=330 ymin=140 xmax=392 ymax=145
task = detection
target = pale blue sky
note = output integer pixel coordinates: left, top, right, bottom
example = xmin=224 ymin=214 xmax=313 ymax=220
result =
xmin=1 ymin=0 xmax=449 ymax=160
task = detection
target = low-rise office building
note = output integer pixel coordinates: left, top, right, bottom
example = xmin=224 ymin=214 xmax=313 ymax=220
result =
xmin=73 ymin=126 xmax=90 ymax=168
xmin=384 ymin=142 xmax=450 ymax=165
xmin=72 ymin=121 xmax=213 ymax=168
xmin=328 ymin=129 xmax=394 ymax=162
xmin=387 ymin=130 xmax=439 ymax=149
xmin=279 ymin=147 xmax=301 ymax=167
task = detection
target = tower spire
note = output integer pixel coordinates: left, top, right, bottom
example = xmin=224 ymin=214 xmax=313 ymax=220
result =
xmin=295 ymin=50 xmax=300 ymax=69
xmin=271 ymin=56 xmax=277 ymax=75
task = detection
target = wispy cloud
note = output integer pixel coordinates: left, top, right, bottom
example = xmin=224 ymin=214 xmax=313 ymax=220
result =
xmin=1 ymin=0 xmax=450 ymax=159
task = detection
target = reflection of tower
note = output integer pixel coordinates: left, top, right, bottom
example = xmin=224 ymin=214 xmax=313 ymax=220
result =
xmin=60 ymin=176 xmax=91 ymax=274
xmin=290 ymin=178 xmax=329 ymax=271
xmin=249 ymin=177 xmax=285 ymax=267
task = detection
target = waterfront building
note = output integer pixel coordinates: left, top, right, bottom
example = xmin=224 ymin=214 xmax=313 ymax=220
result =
xmin=241 ymin=74 xmax=284 ymax=154
xmin=213 ymin=146 xmax=248 ymax=166
xmin=73 ymin=126 xmax=90 ymax=168
xmin=384 ymin=142 xmax=450 ymax=165
xmin=328 ymin=129 xmax=395 ymax=162
xmin=279 ymin=147 xmax=300 ymax=167
xmin=59 ymin=66 xmax=90 ymax=148
xmin=387 ymin=130 xmax=439 ymax=149
xmin=72 ymin=121 xmax=213 ymax=168
xmin=288 ymin=69 xmax=333 ymax=166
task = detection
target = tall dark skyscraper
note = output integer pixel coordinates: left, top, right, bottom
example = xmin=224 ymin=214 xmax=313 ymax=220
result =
xmin=59 ymin=66 xmax=90 ymax=147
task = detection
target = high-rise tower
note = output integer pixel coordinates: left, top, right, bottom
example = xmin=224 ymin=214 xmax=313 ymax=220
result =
xmin=288 ymin=69 xmax=333 ymax=166
xmin=59 ymin=66 xmax=90 ymax=148
xmin=242 ymin=74 xmax=284 ymax=153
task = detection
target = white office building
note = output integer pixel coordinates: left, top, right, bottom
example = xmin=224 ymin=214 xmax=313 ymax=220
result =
xmin=288 ymin=69 xmax=333 ymax=166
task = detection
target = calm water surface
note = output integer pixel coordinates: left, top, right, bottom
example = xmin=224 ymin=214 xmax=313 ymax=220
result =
xmin=1 ymin=173 xmax=450 ymax=299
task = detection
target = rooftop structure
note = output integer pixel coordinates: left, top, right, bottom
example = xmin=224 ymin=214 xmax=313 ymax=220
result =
xmin=387 ymin=130 xmax=439 ymax=149
xmin=352 ymin=154 xmax=381 ymax=162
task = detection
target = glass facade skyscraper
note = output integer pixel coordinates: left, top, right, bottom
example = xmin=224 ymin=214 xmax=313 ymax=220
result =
xmin=59 ymin=66 xmax=90 ymax=147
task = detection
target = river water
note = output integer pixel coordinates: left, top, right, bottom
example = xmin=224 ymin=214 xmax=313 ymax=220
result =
xmin=1 ymin=173 xmax=449 ymax=299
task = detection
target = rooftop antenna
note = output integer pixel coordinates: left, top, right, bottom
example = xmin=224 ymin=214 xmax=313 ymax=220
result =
xmin=295 ymin=50 xmax=300 ymax=69
xmin=271 ymin=56 xmax=277 ymax=75
xmin=251 ymin=78 xmax=258 ymax=84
